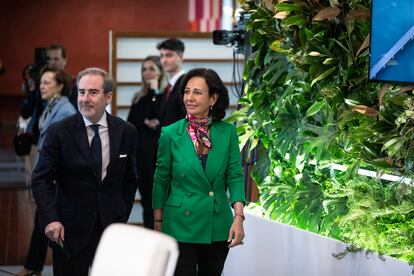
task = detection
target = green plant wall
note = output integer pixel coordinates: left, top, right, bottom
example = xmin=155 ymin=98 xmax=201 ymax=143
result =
xmin=232 ymin=0 xmax=414 ymax=263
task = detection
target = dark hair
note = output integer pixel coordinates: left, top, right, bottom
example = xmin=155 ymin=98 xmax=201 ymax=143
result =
xmin=40 ymin=67 xmax=72 ymax=96
xmin=77 ymin=67 xmax=114 ymax=94
xmin=47 ymin=44 xmax=67 ymax=59
xmin=181 ymin=68 xmax=229 ymax=120
xmin=156 ymin=38 xmax=185 ymax=54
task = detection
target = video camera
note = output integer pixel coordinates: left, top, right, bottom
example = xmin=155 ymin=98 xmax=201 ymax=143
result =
xmin=212 ymin=11 xmax=250 ymax=55
xmin=23 ymin=48 xmax=49 ymax=84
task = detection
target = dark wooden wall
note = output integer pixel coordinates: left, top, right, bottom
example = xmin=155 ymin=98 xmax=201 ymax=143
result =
xmin=0 ymin=0 xmax=190 ymax=150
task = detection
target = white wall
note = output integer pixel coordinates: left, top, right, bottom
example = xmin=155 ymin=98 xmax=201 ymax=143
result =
xmin=223 ymin=212 xmax=412 ymax=276
xmin=112 ymin=33 xmax=244 ymax=120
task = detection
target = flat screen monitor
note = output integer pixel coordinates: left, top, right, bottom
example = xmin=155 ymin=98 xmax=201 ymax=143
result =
xmin=369 ymin=0 xmax=414 ymax=83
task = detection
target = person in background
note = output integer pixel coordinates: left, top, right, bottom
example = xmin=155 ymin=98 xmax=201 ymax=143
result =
xmin=31 ymin=67 xmax=138 ymax=276
xmin=153 ymin=68 xmax=246 ymax=276
xmin=47 ymin=44 xmax=78 ymax=109
xmin=20 ymin=44 xmax=77 ymax=187
xmin=0 ymin=59 xmax=4 ymax=75
xmin=18 ymin=67 xmax=76 ymax=276
xmin=36 ymin=68 xmax=77 ymax=155
xmin=127 ymin=55 xmax=165 ymax=229
xmin=157 ymin=38 xmax=186 ymax=126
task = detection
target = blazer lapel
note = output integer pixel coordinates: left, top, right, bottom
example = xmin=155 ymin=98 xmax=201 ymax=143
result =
xmin=106 ymin=112 xmax=120 ymax=174
xmin=172 ymin=120 xmax=208 ymax=184
xmin=69 ymin=113 xmax=94 ymax=171
xmin=205 ymin=123 xmax=227 ymax=185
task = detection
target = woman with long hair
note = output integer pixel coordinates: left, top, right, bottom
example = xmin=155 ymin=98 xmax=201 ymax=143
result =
xmin=127 ymin=55 xmax=165 ymax=229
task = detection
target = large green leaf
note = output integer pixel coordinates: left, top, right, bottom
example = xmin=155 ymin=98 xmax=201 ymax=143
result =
xmin=381 ymin=137 xmax=403 ymax=156
xmin=311 ymin=66 xmax=337 ymax=87
xmin=306 ymin=100 xmax=326 ymax=117
xmin=276 ymin=2 xmax=302 ymax=12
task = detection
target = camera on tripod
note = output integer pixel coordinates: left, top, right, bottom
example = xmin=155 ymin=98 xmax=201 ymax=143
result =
xmin=30 ymin=48 xmax=49 ymax=81
xmin=22 ymin=48 xmax=49 ymax=94
xmin=212 ymin=11 xmax=250 ymax=55
xmin=212 ymin=30 xmax=244 ymax=46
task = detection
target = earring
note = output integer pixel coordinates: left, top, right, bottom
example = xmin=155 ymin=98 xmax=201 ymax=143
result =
xmin=210 ymin=105 xmax=213 ymax=110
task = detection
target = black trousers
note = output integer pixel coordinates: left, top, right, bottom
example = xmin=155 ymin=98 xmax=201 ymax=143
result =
xmin=136 ymin=132 xmax=157 ymax=230
xmin=137 ymin=166 xmax=154 ymax=229
xmin=24 ymin=210 xmax=48 ymax=271
xmin=52 ymin=221 xmax=103 ymax=276
xmin=174 ymin=241 xmax=230 ymax=276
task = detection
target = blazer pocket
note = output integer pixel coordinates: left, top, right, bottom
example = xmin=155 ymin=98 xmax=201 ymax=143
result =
xmin=166 ymin=194 xmax=183 ymax=207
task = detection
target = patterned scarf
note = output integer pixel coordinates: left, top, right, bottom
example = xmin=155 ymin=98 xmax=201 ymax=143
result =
xmin=186 ymin=114 xmax=212 ymax=154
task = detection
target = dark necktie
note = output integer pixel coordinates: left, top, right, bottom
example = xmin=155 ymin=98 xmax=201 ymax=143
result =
xmin=90 ymin=124 xmax=102 ymax=180
xmin=166 ymin=83 xmax=172 ymax=100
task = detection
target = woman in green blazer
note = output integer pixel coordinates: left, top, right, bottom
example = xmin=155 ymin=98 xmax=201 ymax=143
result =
xmin=153 ymin=68 xmax=246 ymax=276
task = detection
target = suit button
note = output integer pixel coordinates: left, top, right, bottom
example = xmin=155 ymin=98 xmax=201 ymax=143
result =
xmin=209 ymin=191 xmax=214 ymax=196
xmin=186 ymin=192 xmax=192 ymax=197
xmin=185 ymin=210 xmax=191 ymax=216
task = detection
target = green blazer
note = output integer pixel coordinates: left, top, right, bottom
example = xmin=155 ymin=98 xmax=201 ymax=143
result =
xmin=153 ymin=118 xmax=245 ymax=243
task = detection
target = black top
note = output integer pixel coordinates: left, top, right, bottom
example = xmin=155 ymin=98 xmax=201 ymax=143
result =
xmin=199 ymin=153 xmax=208 ymax=170
xmin=127 ymin=89 xmax=160 ymax=129
xmin=127 ymin=89 xmax=161 ymax=174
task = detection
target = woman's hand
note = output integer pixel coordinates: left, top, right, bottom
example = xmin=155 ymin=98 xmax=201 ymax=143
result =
xmin=154 ymin=220 xmax=162 ymax=231
xmin=144 ymin=118 xmax=160 ymax=129
xmin=147 ymin=79 xmax=159 ymax=90
xmin=154 ymin=208 xmax=163 ymax=232
xmin=227 ymin=216 xmax=245 ymax=248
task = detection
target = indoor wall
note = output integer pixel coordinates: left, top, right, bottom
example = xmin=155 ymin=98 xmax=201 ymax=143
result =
xmin=0 ymin=0 xmax=190 ymax=150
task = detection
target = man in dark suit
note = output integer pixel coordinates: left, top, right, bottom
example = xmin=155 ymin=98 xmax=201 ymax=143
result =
xmin=31 ymin=67 xmax=138 ymax=276
xmin=157 ymin=38 xmax=186 ymax=126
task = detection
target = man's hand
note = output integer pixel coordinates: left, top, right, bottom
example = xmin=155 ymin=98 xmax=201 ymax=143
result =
xmin=45 ymin=221 xmax=65 ymax=242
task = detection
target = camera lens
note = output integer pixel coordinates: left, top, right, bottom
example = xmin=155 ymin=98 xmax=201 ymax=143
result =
xmin=213 ymin=30 xmax=235 ymax=45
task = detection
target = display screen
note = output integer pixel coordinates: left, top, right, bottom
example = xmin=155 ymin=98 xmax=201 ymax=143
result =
xmin=369 ymin=0 xmax=414 ymax=83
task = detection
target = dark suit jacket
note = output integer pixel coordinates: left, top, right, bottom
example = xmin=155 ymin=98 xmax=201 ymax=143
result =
xmin=31 ymin=112 xmax=138 ymax=255
xmin=159 ymin=75 xmax=186 ymax=127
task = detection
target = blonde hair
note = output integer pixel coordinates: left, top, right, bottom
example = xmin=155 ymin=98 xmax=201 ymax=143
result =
xmin=131 ymin=56 xmax=166 ymax=104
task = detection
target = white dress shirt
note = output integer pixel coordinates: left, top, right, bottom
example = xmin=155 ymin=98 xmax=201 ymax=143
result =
xmin=168 ymin=70 xmax=185 ymax=89
xmin=82 ymin=112 xmax=110 ymax=180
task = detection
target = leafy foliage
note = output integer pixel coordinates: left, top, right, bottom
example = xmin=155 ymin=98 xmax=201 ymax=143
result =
xmin=233 ymin=0 xmax=414 ymax=263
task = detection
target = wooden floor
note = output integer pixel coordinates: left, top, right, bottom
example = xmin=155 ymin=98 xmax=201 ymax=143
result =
xmin=0 ymin=187 xmax=52 ymax=266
